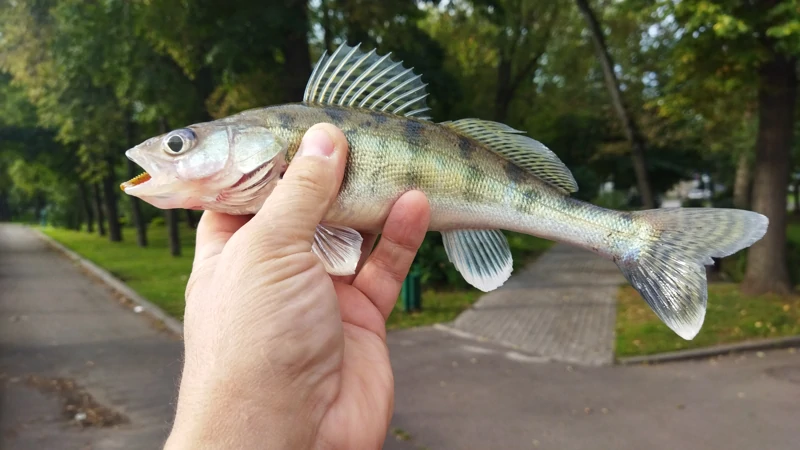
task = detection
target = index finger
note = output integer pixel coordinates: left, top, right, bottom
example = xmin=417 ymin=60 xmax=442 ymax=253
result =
xmin=352 ymin=191 xmax=430 ymax=319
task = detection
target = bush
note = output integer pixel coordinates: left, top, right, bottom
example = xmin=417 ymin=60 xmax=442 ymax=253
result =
xmin=413 ymin=233 xmax=469 ymax=290
xmin=411 ymin=230 xmax=553 ymax=291
xmin=593 ymin=190 xmax=629 ymax=210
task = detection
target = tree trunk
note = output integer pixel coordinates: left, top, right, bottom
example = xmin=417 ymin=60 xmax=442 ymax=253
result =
xmin=281 ymin=0 xmax=313 ymax=102
xmin=34 ymin=194 xmax=44 ymax=224
xmin=794 ymin=180 xmax=800 ymax=215
xmin=742 ymin=54 xmax=796 ymax=295
xmin=0 ymin=190 xmax=10 ymax=221
xmin=165 ymin=209 xmax=181 ymax=257
xmin=70 ymin=204 xmax=81 ymax=231
xmin=78 ymin=182 xmax=94 ymax=232
xmin=185 ymin=209 xmax=198 ymax=229
xmin=494 ymin=57 xmax=513 ymax=122
xmin=320 ymin=0 xmax=334 ymax=54
xmin=93 ymin=183 xmax=107 ymax=236
xmin=575 ymin=0 xmax=654 ymax=209
xmin=733 ymin=153 xmax=751 ymax=209
xmin=126 ymin=159 xmax=148 ymax=247
xmin=101 ymin=163 xmax=123 ymax=242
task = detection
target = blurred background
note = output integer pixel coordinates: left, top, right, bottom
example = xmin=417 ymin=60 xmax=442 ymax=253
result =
xmin=1 ymin=0 xmax=799 ymax=449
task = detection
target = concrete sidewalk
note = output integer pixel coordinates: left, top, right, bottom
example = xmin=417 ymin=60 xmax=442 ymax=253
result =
xmin=2 ymin=224 xmax=798 ymax=450
xmin=452 ymin=244 xmax=624 ymax=365
xmin=0 ymin=225 xmax=182 ymax=449
xmin=386 ymin=327 xmax=800 ymax=450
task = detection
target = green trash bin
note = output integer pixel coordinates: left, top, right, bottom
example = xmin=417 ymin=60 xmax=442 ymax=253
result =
xmin=401 ymin=264 xmax=422 ymax=312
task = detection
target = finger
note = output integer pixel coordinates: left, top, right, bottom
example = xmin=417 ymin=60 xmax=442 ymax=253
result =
xmin=240 ymin=123 xmax=349 ymax=257
xmin=331 ymin=232 xmax=378 ymax=285
xmin=193 ymin=211 xmax=253 ymax=266
xmin=352 ymin=191 xmax=430 ymax=320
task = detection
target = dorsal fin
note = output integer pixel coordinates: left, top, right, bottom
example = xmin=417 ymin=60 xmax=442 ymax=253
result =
xmin=441 ymin=119 xmax=578 ymax=193
xmin=303 ymin=43 xmax=432 ymax=120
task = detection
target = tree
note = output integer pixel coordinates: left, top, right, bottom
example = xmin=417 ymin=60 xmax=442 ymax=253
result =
xmin=575 ymin=0 xmax=655 ymax=208
xmin=0 ymin=0 xmax=126 ymax=241
xmin=479 ymin=0 xmax=561 ymax=122
xmin=660 ymin=0 xmax=800 ymax=294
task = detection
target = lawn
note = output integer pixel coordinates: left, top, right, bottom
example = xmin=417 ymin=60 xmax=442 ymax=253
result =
xmin=615 ymin=222 xmax=800 ymax=358
xmin=615 ymin=283 xmax=800 ymax=358
xmin=42 ymin=224 xmax=551 ymax=328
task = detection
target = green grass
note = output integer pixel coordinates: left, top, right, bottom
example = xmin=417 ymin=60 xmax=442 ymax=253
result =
xmin=386 ymin=289 xmax=482 ymax=329
xmin=43 ymin=224 xmax=197 ymax=319
xmin=615 ymin=283 xmax=800 ymax=358
xmin=42 ymin=224 xmax=550 ymax=329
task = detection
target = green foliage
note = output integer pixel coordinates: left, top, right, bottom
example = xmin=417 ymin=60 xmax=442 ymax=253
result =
xmin=3 ymin=0 xmax=797 ymax=291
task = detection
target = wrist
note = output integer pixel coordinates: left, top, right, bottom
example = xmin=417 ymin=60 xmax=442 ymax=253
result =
xmin=165 ymin=368 xmax=318 ymax=449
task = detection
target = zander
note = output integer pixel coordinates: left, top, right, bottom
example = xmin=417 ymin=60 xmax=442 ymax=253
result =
xmin=121 ymin=43 xmax=768 ymax=340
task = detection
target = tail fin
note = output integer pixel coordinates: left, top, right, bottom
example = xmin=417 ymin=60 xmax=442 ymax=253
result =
xmin=619 ymin=208 xmax=768 ymax=340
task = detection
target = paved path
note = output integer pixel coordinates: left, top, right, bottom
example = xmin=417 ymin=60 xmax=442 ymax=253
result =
xmin=452 ymin=244 xmax=624 ymax=365
xmin=0 ymin=224 xmax=182 ymax=449
xmin=3 ymin=224 xmax=799 ymax=450
xmin=387 ymin=327 xmax=800 ymax=450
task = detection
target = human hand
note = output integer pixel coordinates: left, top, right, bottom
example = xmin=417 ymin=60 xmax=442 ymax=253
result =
xmin=165 ymin=123 xmax=431 ymax=450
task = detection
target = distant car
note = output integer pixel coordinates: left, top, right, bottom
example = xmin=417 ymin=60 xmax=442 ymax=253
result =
xmin=687 ymin=189 xmax=711 ymax=200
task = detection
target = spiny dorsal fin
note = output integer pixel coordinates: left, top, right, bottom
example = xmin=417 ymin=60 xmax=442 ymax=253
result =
xmin=304 ymin=43 xmax=432 ymax=120
xmin=441 ymin=119 xmax=578 ymax=193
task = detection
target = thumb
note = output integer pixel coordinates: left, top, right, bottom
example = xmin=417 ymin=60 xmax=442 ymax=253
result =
xmin=246 ymin=123 xmax=349 ymax=254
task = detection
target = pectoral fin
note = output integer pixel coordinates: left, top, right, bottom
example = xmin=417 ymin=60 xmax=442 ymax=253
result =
xmin=312 ymin=223 xmax=363 ymax=276
xmin=442 ymin=229 xmax=513 ymax=292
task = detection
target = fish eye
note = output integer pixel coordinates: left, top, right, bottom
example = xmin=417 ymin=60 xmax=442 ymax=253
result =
xmin=163 ymin=128 xmax=197 ymax=155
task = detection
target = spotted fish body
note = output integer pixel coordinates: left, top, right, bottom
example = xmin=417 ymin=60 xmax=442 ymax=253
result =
xmin=229 ymin=103 xmax=635 ymax=254
xmin=123 ymin=43 xmax=769 ymax=341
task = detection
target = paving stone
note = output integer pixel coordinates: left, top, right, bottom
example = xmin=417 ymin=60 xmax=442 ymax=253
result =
xmin=453 ymin=244 xmax=625 ymax=365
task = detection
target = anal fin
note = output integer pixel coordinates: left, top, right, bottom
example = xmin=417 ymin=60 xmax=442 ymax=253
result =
xmin=312 ymin=223 xmax=363 ymax=276
xmin=442 ymin=229 xmax=513 ymax=292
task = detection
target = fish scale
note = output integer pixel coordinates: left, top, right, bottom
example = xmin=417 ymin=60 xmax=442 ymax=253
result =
xmin=121 ymin=42 xmax=769 ymax=341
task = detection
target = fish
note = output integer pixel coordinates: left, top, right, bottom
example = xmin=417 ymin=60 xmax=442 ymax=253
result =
xmin=121 ymin=43 xmax=768 ymax=340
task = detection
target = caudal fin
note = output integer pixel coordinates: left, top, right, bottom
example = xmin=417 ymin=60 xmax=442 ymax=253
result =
xmin=619 ymin=208 xmax=768 ymax=340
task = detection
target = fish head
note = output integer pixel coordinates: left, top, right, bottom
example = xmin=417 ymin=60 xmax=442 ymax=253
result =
xmin=121 ymin=121 xmax=288 ymax=214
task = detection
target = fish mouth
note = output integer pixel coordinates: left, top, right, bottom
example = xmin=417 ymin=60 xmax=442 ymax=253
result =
xmin=120 ymin=172 xmax=152 ymax=192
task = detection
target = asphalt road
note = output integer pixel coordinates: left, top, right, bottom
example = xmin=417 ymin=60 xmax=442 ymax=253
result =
xmin=2 ymin=224 xmax=798 ymax=450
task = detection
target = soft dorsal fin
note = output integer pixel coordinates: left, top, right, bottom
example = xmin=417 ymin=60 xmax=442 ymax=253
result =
xmin=303 ymin=43 xmax=432 ymax=120
xmin=441 ymin=119 xmax=578 ymax=193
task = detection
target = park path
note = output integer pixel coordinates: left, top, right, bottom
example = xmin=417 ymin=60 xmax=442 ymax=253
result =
xmin=0 ymin=224 xmax=182 ymax=449
xmin=386 ymin=327 xmax=800 ymax=450
xmin=451 ymin=243 xmax=625 ymax=365
xmin=3 ymin=223 xmax=799 ymax=450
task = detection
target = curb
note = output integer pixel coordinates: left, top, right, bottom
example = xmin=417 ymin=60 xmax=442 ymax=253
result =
xmin=34 ymin=228 xmax=185 ymax=338
xmin=617 ymin=335 xmax=800 ymax=365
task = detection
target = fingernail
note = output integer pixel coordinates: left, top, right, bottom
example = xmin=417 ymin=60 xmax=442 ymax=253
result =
xmin=297 ymin=128 xmax=334 ymax=158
